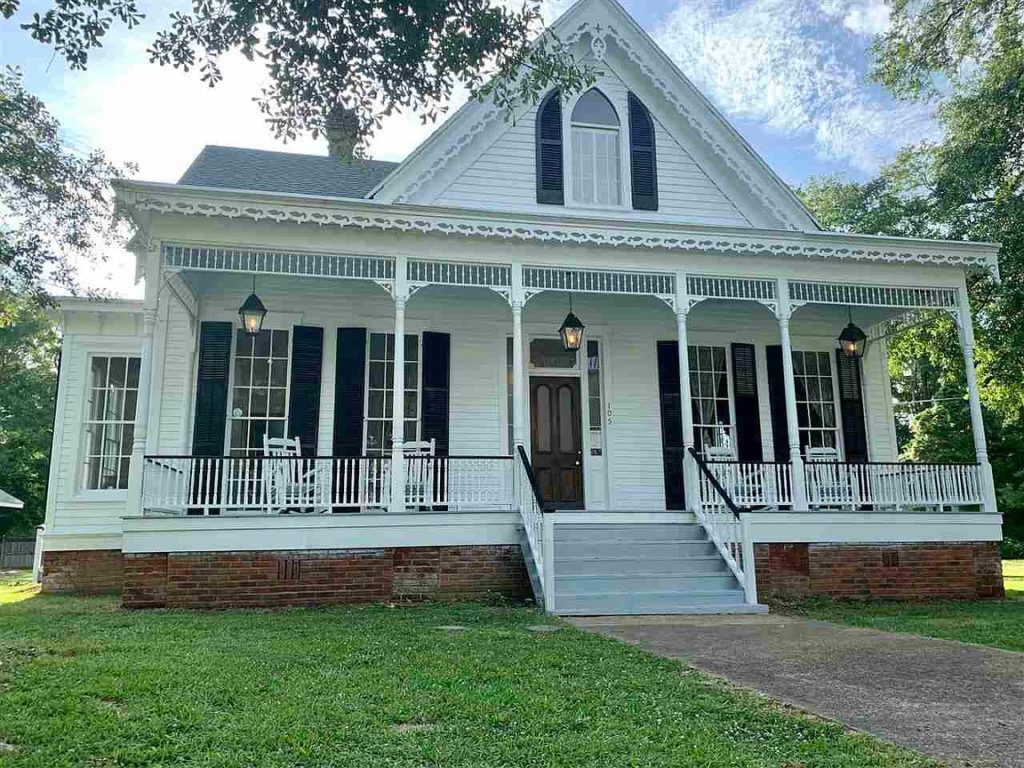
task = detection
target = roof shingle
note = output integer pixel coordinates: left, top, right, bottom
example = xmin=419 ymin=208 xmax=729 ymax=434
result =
xmin=177 ymin=145 xmax=398 ymax=198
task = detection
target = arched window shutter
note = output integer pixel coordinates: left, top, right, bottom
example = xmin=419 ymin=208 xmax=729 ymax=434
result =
xmin=628 ymin=93 xmax=658 ymax=211
xmin=535 ymin=89 xmax=564 ymax=205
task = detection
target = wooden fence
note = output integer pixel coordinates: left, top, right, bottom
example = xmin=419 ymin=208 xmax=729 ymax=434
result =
xmin=0 ymin=537 xmax=36 ymax=570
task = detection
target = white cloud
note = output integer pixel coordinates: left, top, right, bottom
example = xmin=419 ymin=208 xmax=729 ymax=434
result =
xmin=839 ymin=0 xmax=891 ymax=36
xmin=655 ymin=0 xmax=931 ymax=174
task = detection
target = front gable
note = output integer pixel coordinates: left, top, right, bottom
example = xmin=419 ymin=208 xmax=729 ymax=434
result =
xmin=372 ymin=0 xmax=818 ymax=231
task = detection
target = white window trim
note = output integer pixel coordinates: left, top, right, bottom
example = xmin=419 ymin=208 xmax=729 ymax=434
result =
xmin=73 ymin=341 xmax=142 ymax=501
xmin=563 ymin=88 xmax=631 ymax=212
xmin=689 ymin=343 xmax=735 ymax=455
xmin=362 ymin=331 xmax=422 ymax=456
xmin=224 ymin=327 xmax=294 ymax=456
xmin=791 ymin=348 xmax=845 ymax=458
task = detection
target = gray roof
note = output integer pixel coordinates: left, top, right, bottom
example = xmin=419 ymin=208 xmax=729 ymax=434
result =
xmin=178 ymin=146 xmax=399 ymax=198
xmin=0 ymin=489 xmax=24 ymax=509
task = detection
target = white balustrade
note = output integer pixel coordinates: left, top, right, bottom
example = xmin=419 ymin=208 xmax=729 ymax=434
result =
xmin=514 ymin=451 xmax=545 ymax=579
xmin=142 ymin=456 xmax=391 ymax=515
xmin=403 ymin=457 xmax=514 ymax=509
xmin=701 ymin=461 xmax=793 ymax=510
xmin=804 ymin=462 xmax=983 ymax=510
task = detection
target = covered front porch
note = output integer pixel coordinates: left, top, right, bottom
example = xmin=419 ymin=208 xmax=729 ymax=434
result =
xmin=134 ymin=244 xmax=995 ymax=521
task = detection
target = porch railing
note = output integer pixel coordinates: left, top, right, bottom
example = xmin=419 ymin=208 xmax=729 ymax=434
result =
xmin=404 ymin=456 xmax=514 ymax=509
xmin=142 ymin=456 xmax=391 ymax=515
xmin=142 ymin=455 xmax=515 ymax=515
xmin=688 ymin=448 xmax=757 ymax=604
xmin=803 ymin=461 xmax=983 ymax=510
xmin=515 ymin=445 xmax=547 ymax=581
xmin=700 ymin=460 xmax=793 ymax=509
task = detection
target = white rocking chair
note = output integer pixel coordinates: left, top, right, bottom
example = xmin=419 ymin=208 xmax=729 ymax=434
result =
xmin=804 ymin=446 xmax=850 ymax=508
xmin=400 ymin=438 xmax=437 ymax=509
xmin=263 ymin=435 xmax=329 ymax=514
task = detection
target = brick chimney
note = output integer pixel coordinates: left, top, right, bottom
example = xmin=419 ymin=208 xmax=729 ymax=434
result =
xmin=325 ymin=105 xmax=359 ymax=160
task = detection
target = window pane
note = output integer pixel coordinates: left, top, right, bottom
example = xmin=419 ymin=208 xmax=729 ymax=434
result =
xmin=234 ymin=357 xmax=252 ymax=385
xmin=404 ymin=335 xmax=418 ymax=361
xmin=269 ymin=360 xmax=288 ymax=387
xmin=530 ymin=338 xmax=576 ymax=369
xmin=89 ymin=389 xmax=107 ymax=421
xmin=127 ymin=357 xmax=141 ymax=388
xmin=369 ymin=333 xmax=386 ymax=360
xmin=123 ymin=390 xmax=138 ymax=421
xmin=90 ymin=357 xmax=108 ymax=388
xmin=251 ymin=359 xmax=270 ymax=387
xmin=232 ymin=387 xmax=249 ymax=416
xmin=404 ymin=392 xmax=417 ymax=419
xmin=108 ymin=357 xmax=127 ymax=387
xmin=368 ymin=390 xmax=384 ymax=419
xmin=250 ymin=388 xmax=268 ymax=417
xmin=368 ymin=361 xmax=385 ymax=390
xmin=404 ymin=363 xmax=417 ymax=388
xmin=404 ymin=420 xmax=418 ymax=442
xmin=271 ymin=330 xmax=289 ymax=358
xmin=558 ymin=386 xmax=574 ymax=453
xmin=236 ymin=331 xmax=254 ymax=357
xmin=268 ymin=388 xmax=287 ymax=418
xmin=571 ymin=89 xmax=619 ymax=126
xmin=253 ymin=330 xmax=271 ymax=358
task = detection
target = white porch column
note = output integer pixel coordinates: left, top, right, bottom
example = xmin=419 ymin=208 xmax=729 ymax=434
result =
xmin=511 ymin=265 xmax=526 ymax=451
xmin=776 ymin=280 xmax=808 ymax=510
xmin=674 ymin=273 xmax=698 ymax=510
xmin=389 ymin=256 xmax=409 ymax=514
xmin=126 ymin=246 xmax=161 ymax=517
xmin=956 ymin=283 xmax=998 ymax=513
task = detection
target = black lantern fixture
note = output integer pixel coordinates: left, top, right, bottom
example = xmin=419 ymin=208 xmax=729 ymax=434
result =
xmin=558 ymin=293 xmax=585 ymax=352
xmin=837 ymin=306 xmax=868 ymax=359
xmin=238 ymin=275 xmax=267 ymax=337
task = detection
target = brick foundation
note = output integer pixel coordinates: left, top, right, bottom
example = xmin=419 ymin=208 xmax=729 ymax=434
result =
xmin=122 ymin=545 xmax=531 ymax=609
xmin=41 ymin=550 xmax=124 ymax=594
xmin=755 ymin=542 xmax=1004 ymax=601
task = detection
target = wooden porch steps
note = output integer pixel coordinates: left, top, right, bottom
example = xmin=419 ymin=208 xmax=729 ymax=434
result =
xmin=550 ymin=520 xmax=766 ymax=616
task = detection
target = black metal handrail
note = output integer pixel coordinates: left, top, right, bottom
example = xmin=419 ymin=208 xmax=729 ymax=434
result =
xmin=516 ymin=445 xmax=550 ymax=512
xmin=688 ymin=446 xmax=742 ymax=519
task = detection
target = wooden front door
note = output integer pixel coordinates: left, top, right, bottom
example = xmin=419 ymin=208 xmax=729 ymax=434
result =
xmin=530 ymin=377 xmax=584 ymax=509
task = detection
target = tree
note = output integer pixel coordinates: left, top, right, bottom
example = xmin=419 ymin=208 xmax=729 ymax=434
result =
xmin=8 ymin=0 xmax=595 ymax=155
xmin=0 ymin=67 xmax=128 ymax=301
xmin=0 ymin=293 xmax=59 ymax=536
xmin=800 ymin=1 xmax=1024 ymax=543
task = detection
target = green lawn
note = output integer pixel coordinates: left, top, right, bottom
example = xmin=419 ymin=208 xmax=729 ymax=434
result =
xmin=785 ymin=560 xmax=1024 ymax=653
xmin=0 ymin=586 xmax=935 ymax=767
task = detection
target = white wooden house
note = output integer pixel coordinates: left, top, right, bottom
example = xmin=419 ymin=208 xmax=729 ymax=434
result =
xmin=39 ymin=0 xmax=1005 ymax=611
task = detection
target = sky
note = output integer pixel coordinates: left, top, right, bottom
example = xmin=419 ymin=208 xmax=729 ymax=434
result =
xmin=1 ymin=0 xmax=937 ymax=298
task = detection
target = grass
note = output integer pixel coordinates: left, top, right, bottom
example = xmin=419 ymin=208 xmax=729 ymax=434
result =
xmin=1004 ymin=559 xmax=1024 ymax=596
xmin=0 ymin=589 xmax=936 ymax=767
xmin=785 ymin=560 xmax=1024 ymax=653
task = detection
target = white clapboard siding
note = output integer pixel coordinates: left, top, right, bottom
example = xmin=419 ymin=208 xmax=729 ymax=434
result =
xmin=432 ymin=71 xmax=751 ymax=227
xmin=156 ymin=297 xmax=196 ymax=454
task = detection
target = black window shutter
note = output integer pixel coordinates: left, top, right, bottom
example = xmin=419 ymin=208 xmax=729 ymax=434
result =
xmin=332 ymin=328 xmax=366 ymax=457
xmin=628 ymin=93 xmax=658 ymax=211
xmin=765 ymin=345 xmax=790 ymax=463
xmin=536 ymin=89 xmax=564 ymax=205
xmin=287 ymin=326 xmax=323 ymax=456
xmin=835 ymin=351 xmax=869 ymax=462
xmin=731 ymin=343 xmax=763 ymax=462
xmin=192 ymin=321 xmax=232 ymax=457
xmin=656 ymin=341 xmax=686 ymax=510
xmin=421 ymin=332 xmax=450 ymax=456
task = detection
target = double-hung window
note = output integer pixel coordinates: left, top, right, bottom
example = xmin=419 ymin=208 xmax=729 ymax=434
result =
xmin=792 ymin=350 xmax=839 ymax=452
xmin=688 ymin=345 xmax=732 ymax=454
xmin=229 ymin=329 xmax=290 ymax=456
xmin=570 ymin=89 xmax=621 ymax=206
xmin=365 ymin=333 xmax=420 ymax=456
xmin=84 ymin=355 xmax=140 ymax=490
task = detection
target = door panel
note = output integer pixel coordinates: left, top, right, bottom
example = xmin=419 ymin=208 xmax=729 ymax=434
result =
xmin=530 ymin=377 xmax=584 ymax=509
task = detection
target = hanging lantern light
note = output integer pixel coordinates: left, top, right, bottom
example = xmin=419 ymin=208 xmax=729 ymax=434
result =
xmin=837 ymin=306 xmax=868 ymax=359
xmin=558 ymin=293 xmax=585 ymax=352
xmin=238 ymin=275 xmax=267 ymax=336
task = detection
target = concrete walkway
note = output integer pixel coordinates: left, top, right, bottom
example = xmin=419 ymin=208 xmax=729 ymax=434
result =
xmin=570 ymin=614 xmax=1024 ymax=768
